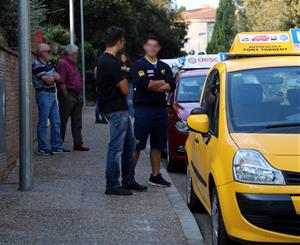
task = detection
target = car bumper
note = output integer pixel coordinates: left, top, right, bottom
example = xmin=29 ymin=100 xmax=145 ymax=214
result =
xmin=217 ymin=182 xmax=300 ymax=243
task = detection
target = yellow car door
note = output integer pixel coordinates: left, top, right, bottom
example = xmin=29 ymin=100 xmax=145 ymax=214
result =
xmin=192 ymin=131 xmax=207 ymax=198
xmin=192 ymin=69 xmax=221 ymax=206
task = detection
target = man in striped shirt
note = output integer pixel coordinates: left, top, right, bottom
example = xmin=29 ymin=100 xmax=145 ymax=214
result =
xmin=32 ymin=44 xmax=70 ymax=155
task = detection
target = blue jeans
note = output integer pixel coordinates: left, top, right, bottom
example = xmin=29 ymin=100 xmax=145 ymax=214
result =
xmin=126 ymin=81 xmax=135 ymax=117
xmin=36 ymin=91 xmax=62 ymax=151
xmin=105 ymin=111 xmax=135 ymax=188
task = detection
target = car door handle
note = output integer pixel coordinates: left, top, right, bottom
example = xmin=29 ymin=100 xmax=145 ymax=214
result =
xmin=195 ymin=138 xmax=200 ymax=144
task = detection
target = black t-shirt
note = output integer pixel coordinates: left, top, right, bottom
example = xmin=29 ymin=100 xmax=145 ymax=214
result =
xmin=132 ymin=57 xmax=176 ymax=107
xmin=97 ymin=52 xmax=128 ymax=114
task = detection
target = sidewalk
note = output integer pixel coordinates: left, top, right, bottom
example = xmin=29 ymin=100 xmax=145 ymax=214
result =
xmin=0 ymin=107 xmax=199 ymax=245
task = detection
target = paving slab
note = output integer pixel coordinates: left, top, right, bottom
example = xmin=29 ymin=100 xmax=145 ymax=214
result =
xmin=0 ymin=107 xmax=202 ymax=245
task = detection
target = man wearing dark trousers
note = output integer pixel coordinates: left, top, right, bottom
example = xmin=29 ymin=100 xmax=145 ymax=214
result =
xmin=97 ymin=26 xmax=147 ymax=195
xmin=56 ymin=44 xmax=89 ymax=151
xmin=132 ymin=36 xmax=176 ymax=187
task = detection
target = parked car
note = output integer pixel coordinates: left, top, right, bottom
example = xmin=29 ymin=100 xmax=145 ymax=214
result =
xmin=167 ymin=69 xmax=208 ymax=171
xmin=185 ymin=30 xmax=300 ymax=244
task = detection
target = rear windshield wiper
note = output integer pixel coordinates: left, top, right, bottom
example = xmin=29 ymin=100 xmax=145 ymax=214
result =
xmin=265 ymin=122 xmax=300 ymax=129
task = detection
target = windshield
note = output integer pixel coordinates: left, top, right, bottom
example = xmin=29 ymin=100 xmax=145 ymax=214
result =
xmin=227 ymin=66 xmax=300 ymax=133
xmin=176 ymin=76 xmax=206 ymax=103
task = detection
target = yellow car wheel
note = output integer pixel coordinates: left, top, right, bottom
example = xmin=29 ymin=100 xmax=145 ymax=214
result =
xmin=211 ymin=187 xmax=232 ymax=245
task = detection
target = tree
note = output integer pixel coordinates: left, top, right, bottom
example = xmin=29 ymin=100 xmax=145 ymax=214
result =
xmin=206 ymin=0 xmax=237 ymax=53
xmin=238 ymin=0 xmax=300 ymax=31
xmin=0 ymin=0 xmax=48 ymax=48
xmin=43 ymin=0 xmax=187 ymax=59
xmin=42 ymin=0 xmax=187 ymax=101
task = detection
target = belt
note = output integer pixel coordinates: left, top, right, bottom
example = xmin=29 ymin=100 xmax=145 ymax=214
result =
xmin=36 ymin=87 xmax=56 ymax=93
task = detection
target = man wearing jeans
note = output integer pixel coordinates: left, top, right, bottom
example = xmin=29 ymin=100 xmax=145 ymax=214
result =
xmin=32 ymin=44 xmax=70 ymax=155
xmin=97 ymin=26 xmax=147 ymax=195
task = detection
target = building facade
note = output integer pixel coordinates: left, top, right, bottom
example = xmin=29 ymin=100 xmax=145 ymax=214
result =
xmin=182 ymin=5 xmax=216 ymax=54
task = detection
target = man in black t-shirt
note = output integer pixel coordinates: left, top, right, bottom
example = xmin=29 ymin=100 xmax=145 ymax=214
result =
xmin=97 ymin=26 xmax=147 ymax=195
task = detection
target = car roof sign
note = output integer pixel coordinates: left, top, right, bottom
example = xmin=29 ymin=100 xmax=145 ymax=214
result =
xmin=228 ymin=29 xmax=300 ymax=57
xmin=183 ymin=54 xmax=220 ymax=69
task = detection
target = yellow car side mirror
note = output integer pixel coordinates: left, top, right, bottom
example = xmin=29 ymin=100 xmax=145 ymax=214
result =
xmin=187 ymin=114 xmax=209 ymax=134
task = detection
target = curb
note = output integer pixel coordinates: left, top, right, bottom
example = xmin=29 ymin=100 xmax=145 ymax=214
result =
xmin=161 ymin=168 xmax=205 ymax=245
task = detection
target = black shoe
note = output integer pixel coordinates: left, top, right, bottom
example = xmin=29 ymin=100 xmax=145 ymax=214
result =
xmin=105 ymin=187 xmax=133 ymax=196
xmin=100 ymin=119 xmax=108 ymax=124
xmin=123 ymin=182 xmax=148 ymax=192
xmin=149 ymin=173 xmax=171 ymax=187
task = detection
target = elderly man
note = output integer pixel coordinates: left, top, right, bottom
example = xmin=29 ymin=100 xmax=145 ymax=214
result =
xmin=56 ymin=44 xmax=89 ymax=151
xmin=32 ymin=44 xmax=70 ymax=155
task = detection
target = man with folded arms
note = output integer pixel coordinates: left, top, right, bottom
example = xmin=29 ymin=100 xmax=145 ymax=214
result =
xmin=32 ymin=44 xmax=70 ymax=155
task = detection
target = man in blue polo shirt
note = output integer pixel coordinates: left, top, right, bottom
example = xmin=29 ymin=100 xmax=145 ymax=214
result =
xmin=32 ymin=44 xmax=70 ymax=155
xmin=132 ymin=36 xmax=176 ymax=187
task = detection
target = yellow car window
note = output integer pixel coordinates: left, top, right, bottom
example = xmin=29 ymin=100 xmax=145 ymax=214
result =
xmin=227 ymin=66 xmax=300 ymax=133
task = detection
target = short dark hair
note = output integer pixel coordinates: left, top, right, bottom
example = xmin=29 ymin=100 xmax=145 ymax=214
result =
xmin=144 ymin=35 xmax=160 ymax=45
xmin=105 ymin=26 xmax=125 ymax=47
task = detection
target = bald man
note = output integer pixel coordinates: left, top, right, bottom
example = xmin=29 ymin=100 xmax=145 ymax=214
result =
xmin=32 ymin=44 xmax=70 ymax=155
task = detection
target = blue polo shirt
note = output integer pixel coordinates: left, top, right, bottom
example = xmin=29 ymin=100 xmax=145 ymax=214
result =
xmin=32 ymin=58 xmax=56 ymax=90
xmin=132 ymin=57 xmax=176 ymax=107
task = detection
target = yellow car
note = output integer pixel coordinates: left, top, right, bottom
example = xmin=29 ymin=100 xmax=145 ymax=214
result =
xmin=185 ymin=30 xmax=300 ymax=244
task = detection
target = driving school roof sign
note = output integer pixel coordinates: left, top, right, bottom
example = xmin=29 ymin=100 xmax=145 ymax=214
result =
xmin=229 ymin=29 xmax=300 ymax=55
xmin=183 ymin=55 xmax=220 ymax=69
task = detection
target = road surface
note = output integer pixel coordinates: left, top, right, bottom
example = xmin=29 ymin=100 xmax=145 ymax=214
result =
xmin=162 ymin=162 xmax=212 ymax=245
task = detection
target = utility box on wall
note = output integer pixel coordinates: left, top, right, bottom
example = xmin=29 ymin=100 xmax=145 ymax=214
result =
xmin=0 ymin=58 xmax=5 ymax=171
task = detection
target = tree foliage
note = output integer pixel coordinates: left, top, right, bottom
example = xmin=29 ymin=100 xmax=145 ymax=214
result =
xmin=41 ymin=0 xmax=187 ymax=100
xmin=0 ymin=0 xmax=48 ymax=48
xmin=237 ymin=0 xmax=300 ymax=31
xmin=44 ymin=25 xmax=70 ymax=46
xmin=43 ymin=0 xmax=187 ymax=59
xmin=206 ymin=0 xmax=237 ymax=53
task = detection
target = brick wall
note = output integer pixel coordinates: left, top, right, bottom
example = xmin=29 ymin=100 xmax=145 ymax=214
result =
xmin=0 ymin=46 xmax=37 ymax=182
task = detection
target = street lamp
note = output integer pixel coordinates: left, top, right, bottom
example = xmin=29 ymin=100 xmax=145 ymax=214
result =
xmin=80 ymin=0 xmax=86 ymax=106
xmin=69 ymin=0 xmax=75 ymax=44
xmin=18 ymin=0 xmax=33 ymax=190
xmin=69 ymin=0 xmax=86 ymax=105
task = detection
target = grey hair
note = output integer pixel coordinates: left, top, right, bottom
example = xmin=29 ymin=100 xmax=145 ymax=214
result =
xmin=36 ymin=43 xmax=50 ymax=55
xmin=64 ymin=44 xmax=79 ymax=55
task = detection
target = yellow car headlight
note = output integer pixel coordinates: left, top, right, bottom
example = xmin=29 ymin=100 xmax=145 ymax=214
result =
xmin=233 ymin=150 xmax=285 ymax=185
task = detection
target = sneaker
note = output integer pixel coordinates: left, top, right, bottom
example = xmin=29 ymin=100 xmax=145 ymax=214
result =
xmin=105 ymin=187 xmax=133 ymax=196
xmin=123 ymin=182 xmax=148 ymax=192
xmin=52 ymin=148 xmax=71 ymax=154
xmin=37 ymin=149 xmax=53 ymax=156
xmin=149 ymin=173 xmax=171 ymax=187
